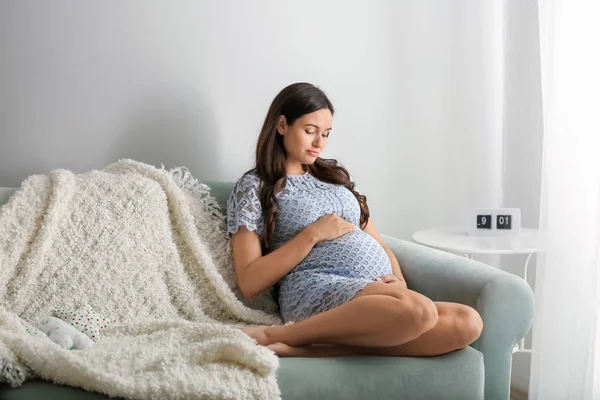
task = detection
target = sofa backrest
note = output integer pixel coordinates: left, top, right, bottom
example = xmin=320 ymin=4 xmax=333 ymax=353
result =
xmin=203 ymin=181 xmax=235 ymax=210
xmin=0 ymin=183 xmax=236 ymax=210
xmin=0 ymin=187 xmax=17 ymax=205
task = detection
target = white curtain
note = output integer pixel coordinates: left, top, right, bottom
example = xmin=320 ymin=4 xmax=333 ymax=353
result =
xmin=530 ymin=1 xmax=600 ymax=399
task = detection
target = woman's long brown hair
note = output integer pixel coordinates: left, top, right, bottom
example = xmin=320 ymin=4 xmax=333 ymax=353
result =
xmin=249 ymin=82 xmax=370 ymax=251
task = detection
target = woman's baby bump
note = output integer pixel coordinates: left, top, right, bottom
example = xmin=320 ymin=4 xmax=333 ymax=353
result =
xmin=295 ymin=230 xmax=393 ymax=279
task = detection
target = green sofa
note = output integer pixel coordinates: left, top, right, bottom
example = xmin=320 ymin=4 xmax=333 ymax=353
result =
xmin=0 ymin=183 xmax=534 ymax=400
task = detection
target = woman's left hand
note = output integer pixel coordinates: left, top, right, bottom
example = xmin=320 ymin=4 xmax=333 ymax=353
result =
xmin=375 ymin=274 xmax=408 ymax=290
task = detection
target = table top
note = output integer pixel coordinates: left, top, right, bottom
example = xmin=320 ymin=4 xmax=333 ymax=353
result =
xmin=412 ymin=227 xmax=545 ymax=255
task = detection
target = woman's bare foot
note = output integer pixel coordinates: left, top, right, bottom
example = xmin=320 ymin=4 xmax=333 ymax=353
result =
xmin=267 ymin=342 xmax=371 ymax=357
xmin=242 ymin=325 xmax=275 ymax=346
xmin=267 ymin=342 xmax=307 ymax=357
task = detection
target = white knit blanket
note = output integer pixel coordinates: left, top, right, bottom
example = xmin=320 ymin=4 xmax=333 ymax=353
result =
xmin=0 ymin=160 xmax=283 ymax=399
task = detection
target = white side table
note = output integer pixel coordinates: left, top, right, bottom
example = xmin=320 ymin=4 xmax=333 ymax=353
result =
xmin=412 ymin=227 xmax=545 ymax=353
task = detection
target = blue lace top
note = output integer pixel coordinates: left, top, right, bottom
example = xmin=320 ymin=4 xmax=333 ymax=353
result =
xmin=226 ymin=170 xmax=392 ymax=322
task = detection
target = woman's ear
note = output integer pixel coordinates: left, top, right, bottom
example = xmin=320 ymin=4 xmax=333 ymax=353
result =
xmin=276 ymin=115 xmax=287 ymax=135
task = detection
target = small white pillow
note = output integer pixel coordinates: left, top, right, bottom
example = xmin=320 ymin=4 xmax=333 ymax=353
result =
xmin=54 ymin=304 xmax=117 ymax=342
xmin=18 ymin=318 xmax=47 ymax=339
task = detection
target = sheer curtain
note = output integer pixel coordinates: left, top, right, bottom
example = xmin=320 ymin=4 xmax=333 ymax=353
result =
xmin=530 ymin=1 xmax=600 ymax=399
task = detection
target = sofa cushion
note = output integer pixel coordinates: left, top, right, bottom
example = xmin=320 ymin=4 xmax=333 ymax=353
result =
xmin=1 ymin=347 xmax=483 ymax=400
xmin=277 ymin=347 xmax=484 ymax=400
xmin=0 ymin=380 xmax=119 ymax=400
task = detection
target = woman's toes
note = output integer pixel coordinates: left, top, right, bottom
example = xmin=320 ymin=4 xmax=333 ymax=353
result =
xmin=241 ymin=325 xmax=273 ymax=346
xmin=267 ymin=342 xmax=304 ymax=357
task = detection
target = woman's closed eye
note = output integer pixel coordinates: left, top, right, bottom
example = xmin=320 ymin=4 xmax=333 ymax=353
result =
xmin=306 ymin=130 xmax=329 ymax=138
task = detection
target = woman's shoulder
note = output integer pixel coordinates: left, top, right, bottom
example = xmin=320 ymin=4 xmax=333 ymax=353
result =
xmin=322 ymin=159 xmax=359 ymax=189
xmin=230 ymin=170 xmax=261 ymax=201
xmin=227 ymin=170 xmax=261 ymax=213
xmin=322 ymin=158 xmax=353 ymax=179
xmin=322 ymin=158 xmax=347 ymax=172
xmin=234 ymin=169 xmax=261 ymax=188
xmin=227 ymin=169 xmax=264 ymax=233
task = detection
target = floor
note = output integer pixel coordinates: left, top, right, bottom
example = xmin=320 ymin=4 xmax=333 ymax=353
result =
xmin=510 ymin=386 xmax=528 ymax=400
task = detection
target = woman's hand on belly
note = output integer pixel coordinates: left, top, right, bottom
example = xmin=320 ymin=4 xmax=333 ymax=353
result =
xmin=375 ymin=274 xmax=408 ymax=290
xmin=305 ymin=214 xmax=357 ymax=243
xmin=293 ymin=230 xmax=393 ymax=280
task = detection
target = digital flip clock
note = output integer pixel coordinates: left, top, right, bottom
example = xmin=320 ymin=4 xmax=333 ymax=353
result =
xmin=468 ymin=208 xmax=521 ymax=236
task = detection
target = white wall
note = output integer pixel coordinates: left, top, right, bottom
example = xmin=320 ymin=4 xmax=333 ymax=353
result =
xmin=384 ymin=0 xmax=505 ymax=237
xmin=0 ymin=0 xmax=510 ymax=241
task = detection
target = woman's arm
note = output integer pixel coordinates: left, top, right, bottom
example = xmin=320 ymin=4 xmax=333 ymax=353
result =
xmin=362 ymin=217 xmax=406 ymax=282
xmin=232 ymin=214 xmax=355 ymax=298
xmin=231 ymin=226 xmax=319 ymax=299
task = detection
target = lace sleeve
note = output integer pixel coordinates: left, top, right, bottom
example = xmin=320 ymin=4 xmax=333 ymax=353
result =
xmin=227 ymin=173 xmax=264 ymax=235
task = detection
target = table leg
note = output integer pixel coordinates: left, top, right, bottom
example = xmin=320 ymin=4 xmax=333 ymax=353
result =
xmin=515 ymin=253 xmax=535 ymax=353
xmin=523 ymin=252 xmax=534 ymax=285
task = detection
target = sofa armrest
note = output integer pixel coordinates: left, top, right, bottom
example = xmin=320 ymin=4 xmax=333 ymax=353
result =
xmin=381 ymin=234 xmax=534 ymax=400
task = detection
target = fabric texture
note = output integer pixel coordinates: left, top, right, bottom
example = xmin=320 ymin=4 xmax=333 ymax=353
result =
xmin=227 ymin=171 xmax=393 ymax=322
xmin=0 ymin=159 xmax=283 ymax=399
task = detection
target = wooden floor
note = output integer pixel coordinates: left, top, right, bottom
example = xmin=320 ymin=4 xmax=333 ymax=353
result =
xmin=510 ymin=387 xmax=528 ymax=400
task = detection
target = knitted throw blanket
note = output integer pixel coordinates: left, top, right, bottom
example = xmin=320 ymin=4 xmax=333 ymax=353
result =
xmin=0 ymin=160 xmax=282 ymax=399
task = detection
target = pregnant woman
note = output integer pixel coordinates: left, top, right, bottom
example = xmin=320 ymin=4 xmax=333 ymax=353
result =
xmin=227 ymin=83 xmax=483 ymax=357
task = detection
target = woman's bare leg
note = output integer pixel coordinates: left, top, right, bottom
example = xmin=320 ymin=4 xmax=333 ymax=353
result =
xmin=267 ymin=302 xmax=483 ymax=357
xmin=243 ymin=285 xmax=438 ymax=349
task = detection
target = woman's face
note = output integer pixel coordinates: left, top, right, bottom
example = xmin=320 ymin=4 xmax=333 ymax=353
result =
xmin=277 ymin=108 xmax=333 ymax=173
